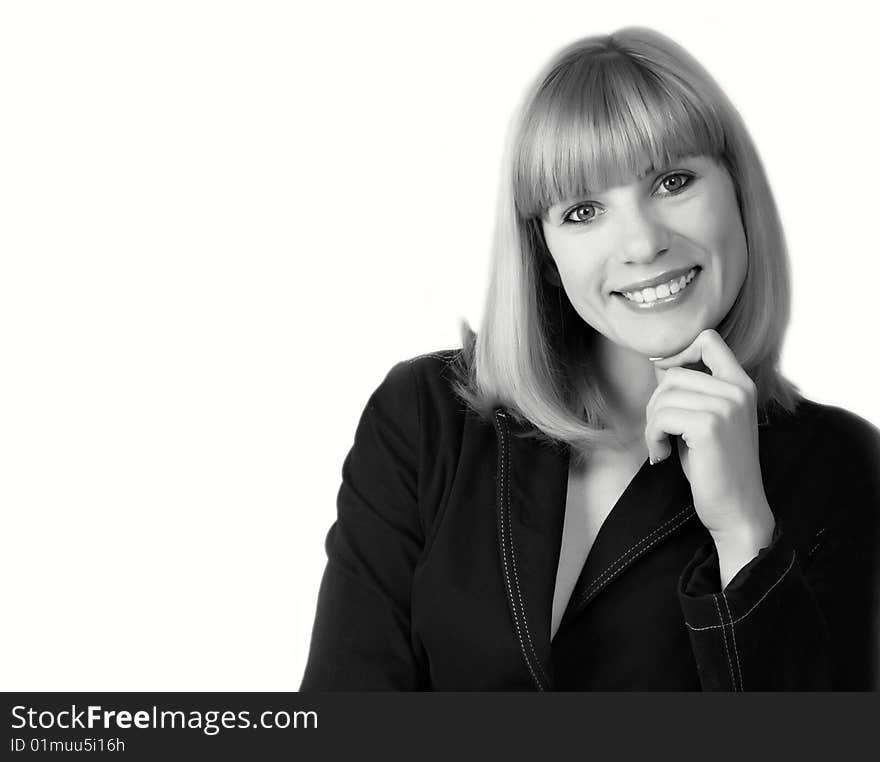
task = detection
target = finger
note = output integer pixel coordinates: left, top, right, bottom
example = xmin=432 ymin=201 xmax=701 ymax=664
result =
xmin=651 ymin=329 xmax=751 ymax=386
xmin=645 ymin=407 xmax=712 ymax=464
xmin=647 ymin=366 xmax=750 ymax=416
xmin=651 ymin=360 xmax=704 ymax=390
xmin=647 ymin=388 xmax=730 ymax=425
xmin=649 ymin=361 xmax=670 ymax=462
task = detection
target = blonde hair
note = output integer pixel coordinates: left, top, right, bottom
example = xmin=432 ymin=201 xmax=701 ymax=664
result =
xmin=451 ymin=27 xmax=800 ymax=456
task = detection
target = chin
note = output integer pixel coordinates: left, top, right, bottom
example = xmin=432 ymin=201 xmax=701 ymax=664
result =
xmin=626 ymin=328 xmax=703 ymax=359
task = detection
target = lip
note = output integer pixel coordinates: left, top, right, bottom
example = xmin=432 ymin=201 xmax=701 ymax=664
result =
xmin=611 ymin=265 xmax=699 ymax=295
xmin=612 ymin=267 xmax=701 ymax=313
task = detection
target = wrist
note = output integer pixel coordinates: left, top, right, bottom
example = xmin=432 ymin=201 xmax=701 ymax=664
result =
xmin=710 ymin=500 xmax=776 ymax=589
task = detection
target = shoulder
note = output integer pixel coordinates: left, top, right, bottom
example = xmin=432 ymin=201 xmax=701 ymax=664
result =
xmin=759 ymin=397 xmax=879 ymax=501
xmin=368 ymin=350 xmax=483 ymax=532
xmin=403 ymin=348 xmax=464 ymax=378
xmin=377 ymin=348 xmax=462 ymax=383
xmin=792 ymin=398 xmax=880 ymax=468
xmin=369 ymin=348 xmax=471 ymax=430
xmin=760 ymin=398 xmax=880 ymax=543
xmin=368 ymin=348 xmax=459 ymax=391
xmin=379 ymin=348 xmax=467 ymax=401
xmin=786 ymin=399 xmax=880 ymax=529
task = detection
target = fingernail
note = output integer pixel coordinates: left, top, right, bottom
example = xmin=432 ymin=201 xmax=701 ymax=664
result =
xmin=648 ymin=356 xmax=664 ymax=362
xmin=650 ymin=448 xmax=670 ymax=466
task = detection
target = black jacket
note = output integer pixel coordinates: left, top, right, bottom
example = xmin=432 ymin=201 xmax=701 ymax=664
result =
xmin=300 ymin=350 xmax=880 ymax=690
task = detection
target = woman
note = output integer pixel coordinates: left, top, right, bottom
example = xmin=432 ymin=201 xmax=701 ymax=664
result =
xmin=300 ymin=27 xmax=880 ymax=690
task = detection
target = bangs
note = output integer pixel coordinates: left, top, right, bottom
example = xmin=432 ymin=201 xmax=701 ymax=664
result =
xmin=513 ymin=50 xmax=727 ymax=218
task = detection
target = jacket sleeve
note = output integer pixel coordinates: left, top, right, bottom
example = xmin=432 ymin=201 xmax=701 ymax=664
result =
xmin=677 ymin=412 xmax=880 ymax=691
xmin=299 ymin=360 xmax=427 ymax=690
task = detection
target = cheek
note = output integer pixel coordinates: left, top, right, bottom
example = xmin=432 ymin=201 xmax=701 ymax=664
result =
xmin=690 ymin=197 xmax=748 ymax=283
xmin=717 ymin=211 xmax=749 ymax=290
xmin=545 ymin=249 xmax=586 ymax=288
xmin=556 ymin=261 xmax=606 ymax=311
xmin=544 ymin=234 xmax=608 ymax=291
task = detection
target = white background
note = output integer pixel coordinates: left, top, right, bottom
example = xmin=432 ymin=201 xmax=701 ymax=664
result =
xmin=1 ymin=0 xmax=877 ymax=690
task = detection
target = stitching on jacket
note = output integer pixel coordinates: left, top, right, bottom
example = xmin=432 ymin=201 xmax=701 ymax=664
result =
xmin=713 ymin=594 xmax=737 ymax=691
xmin=685 ymin=550 xmax=797 ymax=631
xmin=407 ymin=351 xmax=459 ymax=366
xmin=495 ymin=418 xmax=541 ymax=690
xmin=498 ymin=413 xmax=550 ymax=687
xmin=494 ymin=411 xmax=546 ymax=691
xmin=496 ymin=412 xmax=548 ymax=689
xmin=722 ymin=591 xmax=743 ymax=691
xmin=574 ymin=506 xmax=696 ymax=607
xmin=807 ymin=528 xmax=827 ymax=559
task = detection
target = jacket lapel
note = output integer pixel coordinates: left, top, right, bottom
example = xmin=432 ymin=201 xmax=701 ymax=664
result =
xmin=559 ymin=446 xmax=696 ymax=628
xmin=491 ymin=399 xmax=816 ymax=691
xmin=493 ymin=408 xmax=696 ymax=689
xmin=492 ymin=411 xmax=567 ymax=690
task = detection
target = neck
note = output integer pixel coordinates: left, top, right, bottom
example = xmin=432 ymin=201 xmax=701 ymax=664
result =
xmin=593 ymin=336 xmax=658 ymax=446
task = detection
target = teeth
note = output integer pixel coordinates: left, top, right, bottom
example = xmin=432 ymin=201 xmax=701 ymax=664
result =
xmin=622 ymin=268 xmax=698 ymax=303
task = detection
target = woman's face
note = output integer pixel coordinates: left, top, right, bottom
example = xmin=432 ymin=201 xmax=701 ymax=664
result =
xmin=540 ymin=154 xmax=748 ymax=358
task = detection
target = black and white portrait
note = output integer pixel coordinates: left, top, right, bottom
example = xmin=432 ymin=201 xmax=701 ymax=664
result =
xmin=4 ymin=1 xmax=878 ymax=694
xmin=297 ymin=16 xmax=880 ymax=690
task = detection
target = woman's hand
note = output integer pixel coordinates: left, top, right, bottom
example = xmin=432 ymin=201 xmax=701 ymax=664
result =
xmin=645 ymin=329 xmax=775 ymax=585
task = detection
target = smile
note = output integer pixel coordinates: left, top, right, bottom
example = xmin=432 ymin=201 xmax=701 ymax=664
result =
xmin=620 ymin=267 xmax=698 ymax=303
xmin=612 ymin=267 xmax=701 ymax=312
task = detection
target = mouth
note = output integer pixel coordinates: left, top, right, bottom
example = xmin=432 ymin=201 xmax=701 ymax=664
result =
xmin=612 ymin=266 xmax=701 ymax=306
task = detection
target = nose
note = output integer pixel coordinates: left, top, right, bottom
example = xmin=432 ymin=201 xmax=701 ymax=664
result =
xmin=617 ymin=204 xmax=670 ymax=264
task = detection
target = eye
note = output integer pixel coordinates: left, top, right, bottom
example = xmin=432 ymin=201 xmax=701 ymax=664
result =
xmin=562 ymin=203 xmax=605 ymax=225
xmin=656 ymin=171 xmax=695 ymax=195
